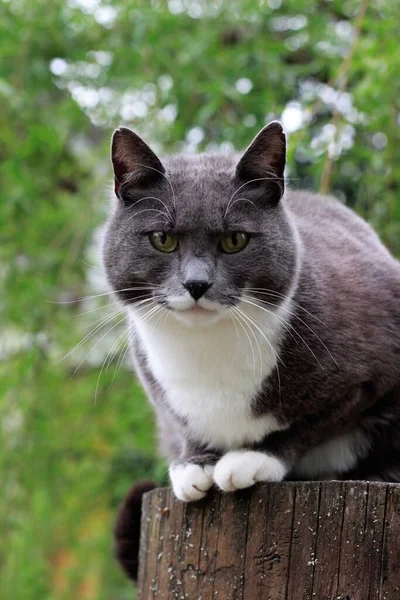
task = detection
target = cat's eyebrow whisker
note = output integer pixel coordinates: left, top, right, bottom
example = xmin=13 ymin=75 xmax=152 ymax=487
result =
xmin=124 ymin=162 xmax=177 ymax=210
xmin=223 ymin=196 xmax=257 ymax=219
xmin=126 ymin=207 xmax=171 ymax=225
xmin=225 ymin=175 xmax=283 ymax=217
xmin=239 ymin=295 xmax=326 ymax=373
xmin=125 ymin=195 xmax=173 ymax=221
xmin=139 ymin=219 xmax=170 ymax=232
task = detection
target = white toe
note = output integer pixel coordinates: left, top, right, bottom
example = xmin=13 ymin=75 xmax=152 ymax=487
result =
xmin=169 ymin=462 xmax=214 ymax=502
xmin=213 ymin=450 xmax=287 ymax=492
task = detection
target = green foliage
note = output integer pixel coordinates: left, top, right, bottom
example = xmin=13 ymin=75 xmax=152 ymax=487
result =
xmin=0 ymin=0 xmax=399 ymax=597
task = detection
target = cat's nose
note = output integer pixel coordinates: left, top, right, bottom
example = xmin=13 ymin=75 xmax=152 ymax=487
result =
xmin=183 ymin=280 xmax=212 ymax=301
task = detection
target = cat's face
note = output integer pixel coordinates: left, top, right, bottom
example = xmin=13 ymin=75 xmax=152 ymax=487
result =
xmin=103 ymin=123 xmax=298 ymax=327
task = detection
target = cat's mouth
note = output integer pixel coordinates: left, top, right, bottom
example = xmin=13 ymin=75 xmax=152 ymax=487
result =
xmin=183 ymin=304 xmax=217 ymax=315
xmin=164 ymin=294 xmax=227 ymax=326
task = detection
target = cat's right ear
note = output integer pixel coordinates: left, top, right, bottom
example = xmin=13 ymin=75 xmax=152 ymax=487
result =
xmin=111 ymin=127 xmax=165 ymax=197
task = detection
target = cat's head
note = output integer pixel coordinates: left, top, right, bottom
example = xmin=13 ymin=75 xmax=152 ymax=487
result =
xmin=103 ymin=122 xmax=299 ymax=327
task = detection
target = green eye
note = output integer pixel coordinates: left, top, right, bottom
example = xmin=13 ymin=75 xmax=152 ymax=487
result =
xmin=220 ymin=232 xmax=249 ymax=253
xmin=149 ymin=231 xmax=178 ymax=253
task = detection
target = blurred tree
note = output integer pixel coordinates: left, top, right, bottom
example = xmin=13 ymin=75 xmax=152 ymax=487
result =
xmin=0 ymin=0 xmax=399 ymax=598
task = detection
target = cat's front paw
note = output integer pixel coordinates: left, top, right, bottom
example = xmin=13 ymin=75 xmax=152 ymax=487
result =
xmin=213 ymin=450 xmax=287 ymax=492
xmin=169 ymin=462 xmax=215 ymax=502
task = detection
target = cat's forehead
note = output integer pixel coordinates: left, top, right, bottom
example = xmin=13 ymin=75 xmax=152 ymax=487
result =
xmin=163 ymin=153 xmax=238 ymax=209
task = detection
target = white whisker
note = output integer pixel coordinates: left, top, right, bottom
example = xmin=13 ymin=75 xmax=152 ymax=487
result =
xmin=125 ymin=195 xmax=173 ymax=221
xmin=231 ymin=307 xmax=257 ymax=378
xmin=124 ymin=162 xmax=177 ymax=210
xmin=126 ymin=207 xmax=170 ymax=224
xmin=70 ymin=316 xmax=126 ymax=378
xmin=58 ymin=309 xmax=125 ymax=363
xmin=224 ymin=196 xmax=256 ymax=219
xmin=243 ymin=292 xmax=337 ymax=368
xmin=233 ymin=304 xmax=283 ymax=406
xmin=239 ymin=296 xmax=326 ymax=372
xmin=94 ymin=326 xmax=128 ymax=403
xmin=47 ymin=284 xmax=159 ymax=305
xmin=245 ymin=287 xmax=331 ymax=330
xmin=224 ymin=176 xmax=282 ymax=218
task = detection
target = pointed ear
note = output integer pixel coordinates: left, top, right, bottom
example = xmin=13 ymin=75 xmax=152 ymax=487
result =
xmin=235 ymin=121 xmax=286 ymax=201
xmin=111 ymin=127 xmax=165 ymax=197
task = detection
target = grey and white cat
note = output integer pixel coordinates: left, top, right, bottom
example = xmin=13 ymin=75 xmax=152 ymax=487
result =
xmin=103 ymin=122 xmax=400 ymax=502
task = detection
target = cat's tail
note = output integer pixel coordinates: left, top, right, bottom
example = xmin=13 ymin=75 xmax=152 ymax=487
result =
xmin=114 ymin=480 xmax=157 ymax=581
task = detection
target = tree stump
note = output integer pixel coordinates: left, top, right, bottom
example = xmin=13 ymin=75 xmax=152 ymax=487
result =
xmin=138 ymin=481 xmax=400 ymax=600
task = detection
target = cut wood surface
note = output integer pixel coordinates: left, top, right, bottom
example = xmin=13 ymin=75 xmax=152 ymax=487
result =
xmin=138 ymin=481 xmax=400 ymax=600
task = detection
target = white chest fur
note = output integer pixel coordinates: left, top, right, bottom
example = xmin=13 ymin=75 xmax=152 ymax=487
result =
xmin=130 ymin=302 xmax=289 ymax=450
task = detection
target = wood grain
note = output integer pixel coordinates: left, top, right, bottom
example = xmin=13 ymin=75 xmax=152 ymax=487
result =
xmin=137 ymin=481 xmax=400 ymax=600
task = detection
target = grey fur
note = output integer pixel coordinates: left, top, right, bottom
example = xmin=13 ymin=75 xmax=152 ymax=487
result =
xmin=103 ymin=123 xmax=400 ymax=482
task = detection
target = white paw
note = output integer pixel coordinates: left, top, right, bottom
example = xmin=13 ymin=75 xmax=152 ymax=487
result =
xmin=213 ymin=450 xmax=287 ymax=492
xmin=169 ymin=462 xmax=214 ymax=502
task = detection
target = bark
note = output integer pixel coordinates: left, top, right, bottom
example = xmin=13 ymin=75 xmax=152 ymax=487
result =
xmin=138 ymin=481 xmax=400 ymax=600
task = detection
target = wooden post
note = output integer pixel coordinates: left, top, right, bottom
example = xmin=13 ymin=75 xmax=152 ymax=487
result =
xmin=138 ymin=481 xmax=400 ymax=600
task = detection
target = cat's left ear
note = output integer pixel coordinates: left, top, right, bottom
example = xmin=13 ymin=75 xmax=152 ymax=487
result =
xmin=235 ymin=121 xmax=286 ymax=202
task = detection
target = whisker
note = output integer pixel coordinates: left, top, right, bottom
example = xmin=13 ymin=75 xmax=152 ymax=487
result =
xmin=94 ymin=326 xmax=128 ymax=403
xmin=125 ymin=195 xmax=173 ymax=221
xmin=79 ymin=259 xmax=101 ymax=268
xmin=228 ymin=311 xmax=240 ymax=339
xmin=149 ymin=304 xmax=168 ymax=332
xmin=77 ymin=301 xmax=120 ymax=317
xmin=234 ymin=304 xmax=283 ymax=404
xmin=57 ymin=309 xmax=125 ymax=363
xmin=224 ymin=196 xmax=256 ymax=219
xmin=126 ymin=208 xmax=171 ymax=224
xmin=231 ymin=307 xmax=257 ymax=378
xmin=111 ymin=328 xmax=133 ymax=385
xmin=243 ymin=292 xmax=337 ymax=368
xmin=70 ymin=316 xmax=126 ymax=378
xmin=239 ymin=296 xmax=326 ymax=372
xmin=84 ymin=306 xmax=127 ymax=329
xmin=234 ymin=304 xmax=284 ymax=367
xmin=225 ymin=176 xmax=283 ymax=218
xmin=233 ymin=307 xmax=264 ymax=382
xmin=47 ymin=284 xmax=159 ymax=305
xmin=61 ymin=296 xmax=160 ymax=360
xmin=245 ymin=288 xmax=331 ymax=330
xmin=123 ymin=162 xmax=177 ymax=210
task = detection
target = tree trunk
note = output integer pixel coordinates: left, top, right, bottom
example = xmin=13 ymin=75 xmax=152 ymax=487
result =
xmin=138 ymin=481 xmax=400 ymax=600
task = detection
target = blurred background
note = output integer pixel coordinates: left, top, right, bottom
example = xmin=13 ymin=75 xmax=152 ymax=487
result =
xmin=1 ymin=0 xmax=399 ymax=598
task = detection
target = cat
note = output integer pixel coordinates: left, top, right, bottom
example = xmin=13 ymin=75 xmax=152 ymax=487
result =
xmin=104 ymin=121 xmax=400 ymax=507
